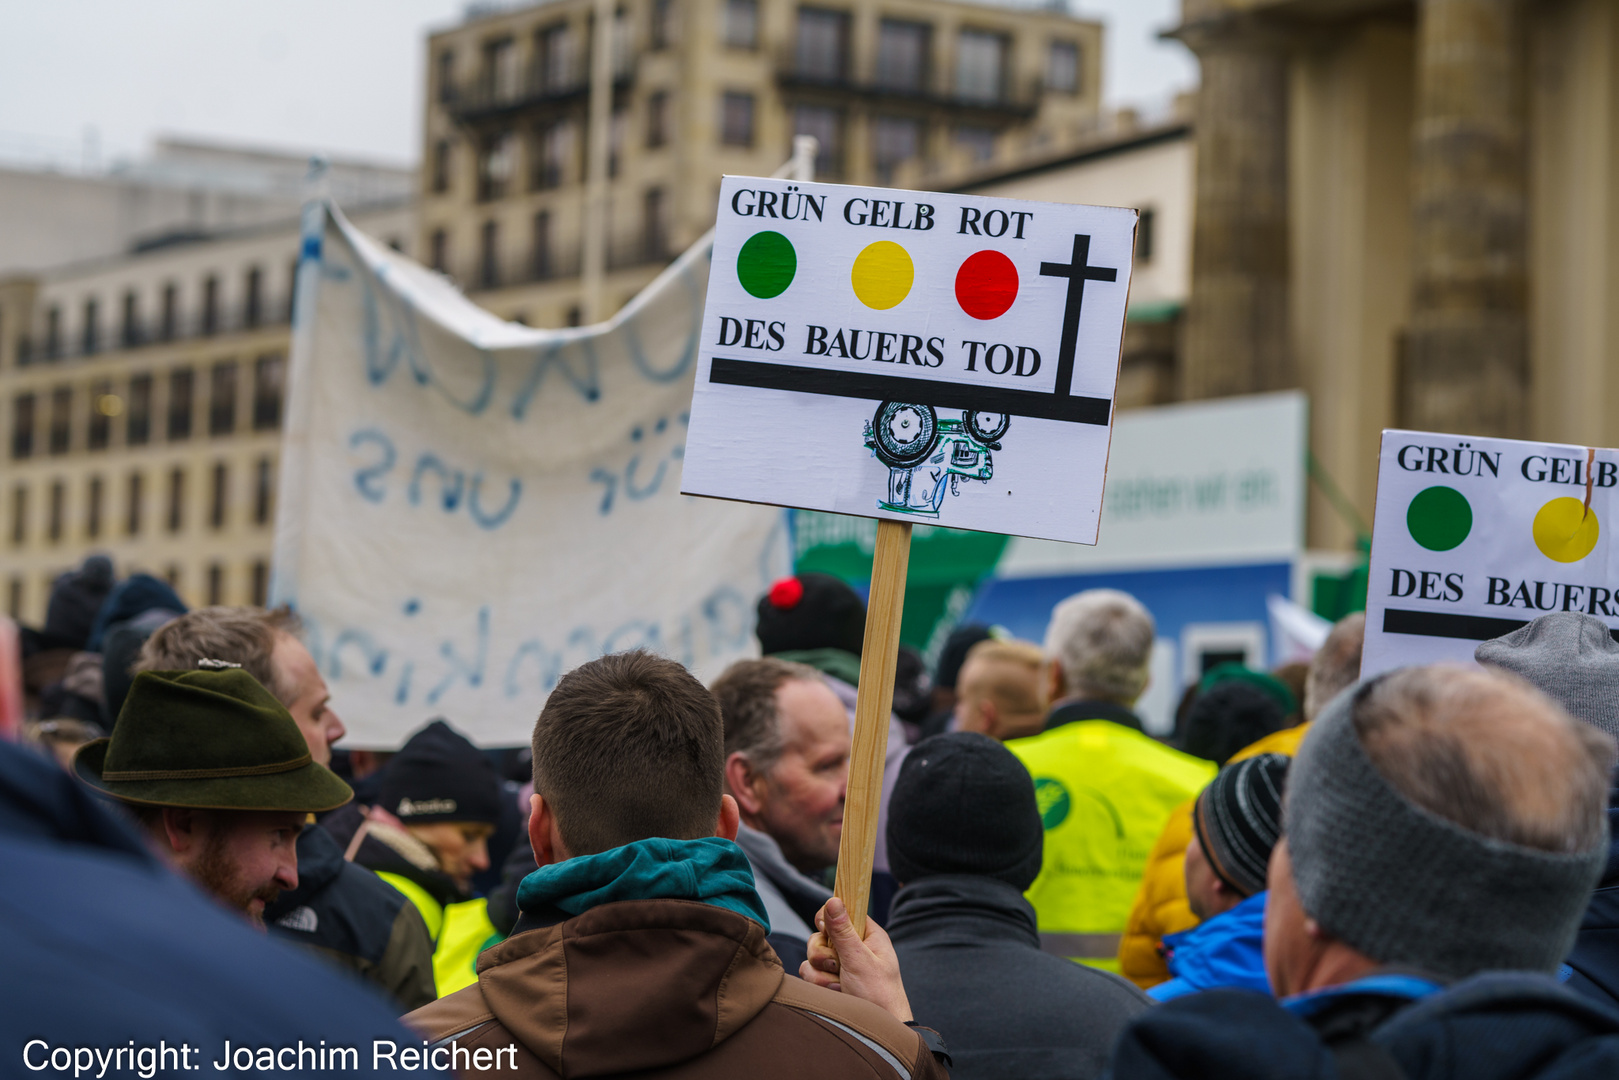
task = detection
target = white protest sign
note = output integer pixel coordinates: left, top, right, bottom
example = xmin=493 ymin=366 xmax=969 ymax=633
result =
xmin=680 ymin=177 xmax=1137 ymax=543
xmin=272 ymin=206 xmax=790 ymax=748
xmin=1363 ymin=429 xmax=1619 ymax=678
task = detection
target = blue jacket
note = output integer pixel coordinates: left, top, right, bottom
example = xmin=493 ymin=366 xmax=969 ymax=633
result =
xmin=1564 ymin=784 xmax=1619 ymax=1009
xmin=1150 ymin=890 xmax=1269 ymax=1001
xmin=0 ymin=739 xmax=441 ymax=1077
xmin=1108 ymin=970 xmax=1619 ymax=1079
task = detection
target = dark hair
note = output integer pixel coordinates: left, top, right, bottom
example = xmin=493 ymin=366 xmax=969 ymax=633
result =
xmin=1179 ymin=680 xmax=1289 ymax=765
xmin=710 ymin=656 xmax=823 ymax=773
xmin=531 ymin=650 xmax=724 ymax=856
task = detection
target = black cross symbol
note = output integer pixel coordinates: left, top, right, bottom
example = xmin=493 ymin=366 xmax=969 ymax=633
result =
xmin=1040 ymin=234 xmax=1118 ymax=401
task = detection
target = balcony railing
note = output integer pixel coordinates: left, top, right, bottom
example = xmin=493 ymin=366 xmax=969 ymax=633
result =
xmin=445 ymin=57 xmax=637 ymax=126
xmin=451 ymin=232 xmax=674 ymax=293
xmin=775 ymin=50 xmax=1040 ymax=119
xmin=15 ymin=302 xmax=294 ymax=366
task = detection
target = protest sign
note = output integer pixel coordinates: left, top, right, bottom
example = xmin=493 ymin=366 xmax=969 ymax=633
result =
xmin=681 ymin=176 xmax=1136 ymax=930
xmin=681 ymin=177 xmax=1138 ymax=544
xmin=1363 ymin=429 xmax=1619 ymax=678
xmin=271 ymin=205 xmax=791 ymax=748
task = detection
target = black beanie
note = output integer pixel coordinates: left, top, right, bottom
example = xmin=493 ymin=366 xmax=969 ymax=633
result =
xmin=45 ymin=555 xmax=116 ymax=649
xmin=1193 ymin=753 xmax=1289 ymax=898
xmin=378 ymin=719 xmax=503 ymax=825
xmin=755 ymin=573 xmax=867 ymax=657
xmin=886 ymin=732 xmax=1043 ymax=890
xmin=1180 ymin=680 xmax=1290 ymax=766
xmin=934 ymin=623 xmax=994 ymax=691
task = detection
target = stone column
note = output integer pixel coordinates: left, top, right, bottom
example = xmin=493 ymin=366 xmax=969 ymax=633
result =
xmin=1175 ymin=6 xmax=1293 ymax=399
xmin=1401 ymin=0 xmax=1527 ymax=436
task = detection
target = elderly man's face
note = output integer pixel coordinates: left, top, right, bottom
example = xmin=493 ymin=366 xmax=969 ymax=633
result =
xmin=177 ymin=809 xmax=304 ymax=927
xmin=272 ymin=633 xmax=346 ymax=767
xmin=755 ymin=678 xmax=851 ymax=875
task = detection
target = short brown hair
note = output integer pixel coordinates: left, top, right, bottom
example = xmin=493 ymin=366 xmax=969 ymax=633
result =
xmin=710 ymin=657 xmax=824 ymax=774
xmin=135 ymin=606 xmax=302 ymax=706
xmin=531 ymin=650 xmax=724 ymax=856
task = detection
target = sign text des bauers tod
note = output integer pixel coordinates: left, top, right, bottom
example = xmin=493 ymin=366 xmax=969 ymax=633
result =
xmin=681 ymin=177 xmax=1135 ymax=546
xmin=1362 ymin=430 xmax=1619 ymax=679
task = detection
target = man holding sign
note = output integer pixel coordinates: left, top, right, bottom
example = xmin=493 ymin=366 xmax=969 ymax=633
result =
xmin=683 ymin=177 xmax=1137 ymax=966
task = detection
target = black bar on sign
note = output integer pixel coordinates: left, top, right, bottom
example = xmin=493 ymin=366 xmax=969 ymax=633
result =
xmin=1382 ymin=607 xmax=1619 ymax=643
xmin=708 ymin=357 xmax=1113 ymax=426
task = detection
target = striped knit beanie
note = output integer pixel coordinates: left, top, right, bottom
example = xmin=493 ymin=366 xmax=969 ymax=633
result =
xmin=1192 ymin=753 xmax=1289 ymax=898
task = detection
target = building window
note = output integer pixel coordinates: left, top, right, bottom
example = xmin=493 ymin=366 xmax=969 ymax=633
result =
xmin=252 ymin=355 xmax=284 ymax=430
xmin=206 ymin=563 xmax=224 ymax=606
xmin=956 ymin=125 xmax=996 ymax=162
xmin=532 ymin=211 xmax=553 ymax=280
xmin=1137 ymin=207 xmax=1156 ymax=263
xmin=609 ymin=107 xmax=627 ymax=178
xmin=651 ymin=0 xmax=674 ymax=49
xmin=723 ymin=0 xmax=757 ymax=49
xmin=81 ymin=298 xmax=99 ymax=356
xmin=88 ymin=378 xmax=113 ymax=451
xmin=430 ymin=229 xmax=449 ymax=273
xmin=647 ymin=90 xmax=670 ymax=148
xmin=876 ymin=20 xmax=929 ymax=93
xmin=126 ymin=471 xmax=143 ymax=537
xmin=872 ymin=116 xmax=921 ymax=183
xmin=721 ymin=92 xmax=755 ymax=147
xmin=201 ymin=275 xmax=219 ymax=336
xmin=160 ymin=283 xmax=178 ymax=341
xmin=532 ymin=120 xmax=576 ymax=190
xmin=244 ymin=266 xmax=263 ymax=329
xmin=437 ymin=47 xmax=456 ymax=101
xmin=432 ymin=139 xmax=453 ymax=193
xmin=164 ymin=565 xmax=180 ymax=589
xmin=478 ymin=131 xmax=515 ymax=202
xmin=121 ymin=290 xmax=141 ymax=347
xmin=536 ymin=23 xmax=576 ymax=92
xmin=10 ymin=393 xmax=34 ymax=459
xmin=644 ymin=187 xmax=668 ymax=260
xmin=48 ymin=385 xmax=71 ymax=455
xmin=255 ymin=457 xmax=274 ymax=525
xmin=127 ymin=374 xmax=152 ymax=445
xmin=44 ymin=306 xmax=60 ymax=359
xmin=6 ymin=576 xmax=20 ymax=618
xmin=47 ymin=481 xmax=64 ymax=544
xmin=86 ymin=475 xmax=103 ymax=540
xmin=168 ymin=367 xmax=194 ymax=441
xmin=480 ymin=221 xmax=501 ymax=289
xmin=483 ymin=36 xmax=519 ymax=102
xmin=794 ymin=106 xmax=844 ymax=177
xmin=166 ymin=467 xmax=185 ymax=533
xmin=566 ymin=305 xmax=582 ymax=327
xmin=1047 ymin=41 xmax=1080 ymax=94
xmin=251 ymin=560 xmax=268 ymax=606
xmin=9 ymin=485 xmax=25 ymax=545
xmin=796 ymin=8 xmax=850 ymax=81
xmin=210 ymin=461 xmax=228 ymax=530
xmin=955 ymin=30 xmax=1007 ymax=104
xmin=209 ymin=361 xmax=238 ymax=436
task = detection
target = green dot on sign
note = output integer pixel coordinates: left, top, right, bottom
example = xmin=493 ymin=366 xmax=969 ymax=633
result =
xmin=1407 ymin=485 xmax=1473 ymax=551
xmin=736 ymin=231 xmax=796 ymax=299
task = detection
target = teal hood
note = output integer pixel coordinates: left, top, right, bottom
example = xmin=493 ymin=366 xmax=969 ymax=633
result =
xmin=516 ymin=836 xmax=770 ymax=930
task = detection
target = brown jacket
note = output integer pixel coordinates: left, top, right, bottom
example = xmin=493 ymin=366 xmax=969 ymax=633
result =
xmin=405 ymin=898 xmax=949 ymax=1080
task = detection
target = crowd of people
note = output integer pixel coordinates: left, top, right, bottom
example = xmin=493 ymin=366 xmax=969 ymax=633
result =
xmin=7 ymin=557 xmax=1619 ymax=1077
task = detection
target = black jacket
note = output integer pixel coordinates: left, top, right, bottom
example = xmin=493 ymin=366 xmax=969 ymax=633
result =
xmin=1107 ymin=971 xmax=1619 ymax=1080
xmin=1564 ymin=784 xmax=1619 ymax=1008
xmin=265 ymin=825 xmax=438 ymax=1011
xmin=888 ymin=874 xmax=1149 ymax=1080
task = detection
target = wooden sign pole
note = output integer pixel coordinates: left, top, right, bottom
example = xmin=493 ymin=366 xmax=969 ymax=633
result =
xmin=832 ymin=517 xmax=913 ymax=937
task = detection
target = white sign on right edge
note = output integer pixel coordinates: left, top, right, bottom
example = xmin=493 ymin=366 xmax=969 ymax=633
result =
xmin=1362 ymin=429 xmax=1619 ymax=678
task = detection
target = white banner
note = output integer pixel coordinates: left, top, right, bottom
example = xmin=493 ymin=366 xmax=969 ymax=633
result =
xmin=272 ymin=206 xmax=791 ymax=747
xmin=682 ymin=177 xmax=1136 ymax=544
xmin=1363 ymin=429 xmax=1619 ymax=679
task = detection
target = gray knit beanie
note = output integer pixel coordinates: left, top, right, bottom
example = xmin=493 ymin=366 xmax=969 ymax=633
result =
xmin=1286 ymin=679 xmax=1608 ymax=979
xmin=1475 ymin=612 xmax=1619 ymax=741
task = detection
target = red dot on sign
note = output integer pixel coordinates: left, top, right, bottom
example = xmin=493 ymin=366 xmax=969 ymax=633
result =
xmin=955 ymin=250 xmax=1019 ymax=320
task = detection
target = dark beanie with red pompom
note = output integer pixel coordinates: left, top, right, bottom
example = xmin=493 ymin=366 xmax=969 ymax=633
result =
xmin=755 ymin=573 xmax=867 ymax=657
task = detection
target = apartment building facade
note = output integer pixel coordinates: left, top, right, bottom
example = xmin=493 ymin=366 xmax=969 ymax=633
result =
xmin=0 ymin=203 xmax=414 ymax=625
xmin=420 ymin=0 xmax=1104 ymax=325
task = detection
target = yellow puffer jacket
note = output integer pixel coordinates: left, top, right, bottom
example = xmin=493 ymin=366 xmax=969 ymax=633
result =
xmin=1116 ymin=723 xmax=1311 ymax=990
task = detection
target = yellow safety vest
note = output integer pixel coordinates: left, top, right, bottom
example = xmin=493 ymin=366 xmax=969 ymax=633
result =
xmin=376 ymin=872 xmax=503 ymax=997
xmin=1007 ymin=720 xmax=1215 ymax=972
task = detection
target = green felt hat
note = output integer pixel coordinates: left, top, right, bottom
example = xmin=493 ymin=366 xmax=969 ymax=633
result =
xmin=74 ymin=668 xmax=353 ymax=813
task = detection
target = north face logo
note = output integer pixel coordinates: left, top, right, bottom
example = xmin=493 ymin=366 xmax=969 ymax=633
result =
xmin=275 ymin=906 xmax=319 ymax=933
xmin=397 ymin=797 xmax=457 ymax=817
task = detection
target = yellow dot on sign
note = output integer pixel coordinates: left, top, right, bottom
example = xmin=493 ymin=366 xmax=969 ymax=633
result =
xmin=850 ymin=241 xmax=914 ymax=310
xmin=1532 ymin=497 xmax=1601 ymax=563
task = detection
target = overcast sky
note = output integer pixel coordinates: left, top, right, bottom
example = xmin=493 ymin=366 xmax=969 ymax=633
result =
xmin=0 ymin=0 xmax=1195 ymax=170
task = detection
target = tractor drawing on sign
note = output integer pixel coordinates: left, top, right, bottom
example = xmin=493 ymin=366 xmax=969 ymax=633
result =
xmin=864 ymin=401 xmax=1011 ymax=517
